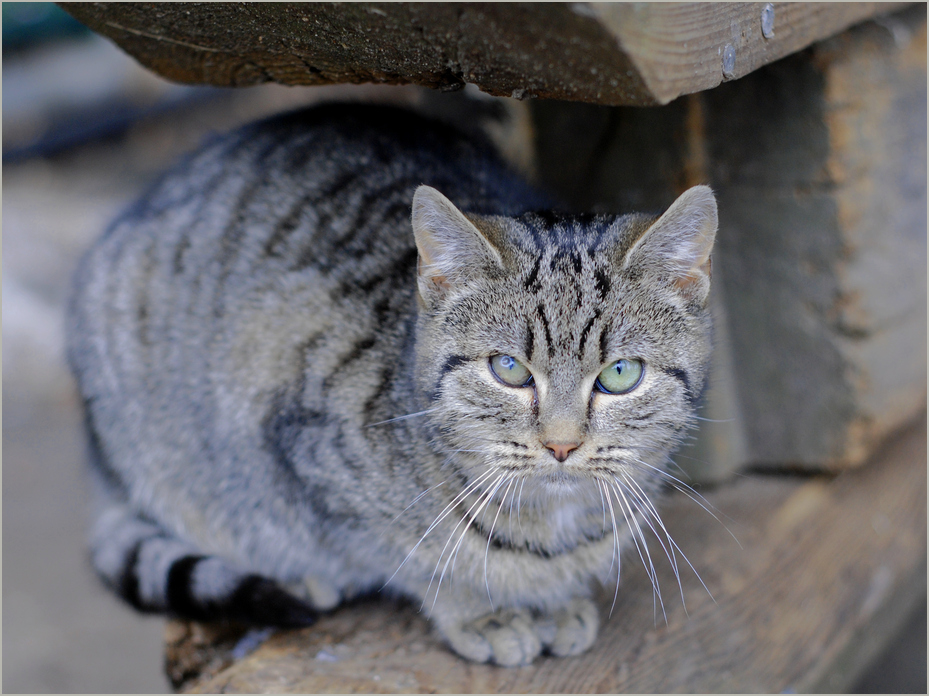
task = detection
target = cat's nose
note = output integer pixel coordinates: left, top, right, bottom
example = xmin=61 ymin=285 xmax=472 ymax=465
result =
xmin=544 ymin=441 xmax=581 ymax=462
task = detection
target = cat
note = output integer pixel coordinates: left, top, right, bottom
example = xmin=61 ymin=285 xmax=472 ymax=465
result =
xmin=67 ymin=103 xmax=717 ymax=667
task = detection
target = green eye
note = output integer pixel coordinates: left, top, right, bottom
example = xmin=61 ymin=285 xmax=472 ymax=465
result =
xmin=595 ymin=358 xmax=644 ymax=394
xmin=489 ymin=355 xmax=533 ymax=387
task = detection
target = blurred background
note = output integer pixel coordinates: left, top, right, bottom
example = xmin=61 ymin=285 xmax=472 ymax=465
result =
xmin=2 ymin=3 xmax=924 ymax=692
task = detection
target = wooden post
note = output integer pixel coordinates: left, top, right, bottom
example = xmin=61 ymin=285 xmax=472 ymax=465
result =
xmin=704 ymin=5 xmax=927 ymax=469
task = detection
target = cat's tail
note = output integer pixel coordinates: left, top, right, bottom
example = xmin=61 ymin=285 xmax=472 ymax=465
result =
xmin=80 ymin=401 xmax=316 ymax=627
xmin=89 ymin=503 xmax=317 ymax=627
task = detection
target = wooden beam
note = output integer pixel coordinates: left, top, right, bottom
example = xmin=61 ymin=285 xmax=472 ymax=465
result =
xmin=591 ymin=2 xmax=913 ymax=103
xmin=60 ymin=2 xmax=910 ymax=106
xmin=169 ymin=416 xmax=926 ymax=693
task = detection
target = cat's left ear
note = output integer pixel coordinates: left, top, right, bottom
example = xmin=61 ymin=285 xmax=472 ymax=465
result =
xmin=623 ymin=185 xmax=717 ymax=304
xmin=411 ymin=185 xmax=503 ymax=305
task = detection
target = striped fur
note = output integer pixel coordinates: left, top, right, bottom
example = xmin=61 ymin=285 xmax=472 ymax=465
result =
xmin=67 ymin=104 xmax=716 ymax=666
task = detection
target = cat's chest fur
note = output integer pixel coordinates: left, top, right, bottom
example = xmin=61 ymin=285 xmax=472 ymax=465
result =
xmin=68 ymin=103 xmax=717 ymax=667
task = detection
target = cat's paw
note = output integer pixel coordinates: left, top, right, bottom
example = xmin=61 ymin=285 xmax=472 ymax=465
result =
xmin=547 ymin=597 xmax=599 ymax=657
xmin=443 ymin=608 xmax=543 ymax=667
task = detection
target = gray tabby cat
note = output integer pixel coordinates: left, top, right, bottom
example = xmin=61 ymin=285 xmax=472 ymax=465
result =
xmin=67 ymin=104 xmax=717 ymax=667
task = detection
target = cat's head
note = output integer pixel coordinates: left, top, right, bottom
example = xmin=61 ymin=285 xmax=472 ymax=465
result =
xmin=410 ymin=185 xmax=716 ymax=497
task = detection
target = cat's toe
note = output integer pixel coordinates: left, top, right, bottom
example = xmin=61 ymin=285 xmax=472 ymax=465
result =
xmin=444 ymin=609 xmax=543 ymax=666
xmin=548 ymin=597 xmax=599 ymax=657
xmin=480 ymin=610 xmax=542 ymax=666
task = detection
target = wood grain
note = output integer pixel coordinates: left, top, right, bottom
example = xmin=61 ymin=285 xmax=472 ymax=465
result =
xmin=61 ymin=3 xmax=911 ymax=106
xmin=593 ymin=3 xmax=911 ymax=103
xmin=173 ymin=416 xmax=926 ymax=693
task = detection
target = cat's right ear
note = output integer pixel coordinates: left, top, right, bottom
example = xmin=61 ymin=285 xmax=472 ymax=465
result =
xmin=411 ymin=186 xmax=503 ymax=306
xmin=622 ymin=185 xmax=718 ymax=305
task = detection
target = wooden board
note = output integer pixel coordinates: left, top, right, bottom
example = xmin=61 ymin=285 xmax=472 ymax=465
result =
xmin=170 ymin=416 xmax=926 ymax=693
xmin=592 ymin=2 xmax=913 ymax=103
xmin=61 ymin=2 xmax=910 ymax=106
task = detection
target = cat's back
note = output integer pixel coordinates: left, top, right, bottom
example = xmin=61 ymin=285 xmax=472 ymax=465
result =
xmin=66 ymin=104 xmax=543 ymax=493
xmin=70 ymin=105 xmax=536 ymax=361
xmin=70 ymin=104 xmax=530 ymax=321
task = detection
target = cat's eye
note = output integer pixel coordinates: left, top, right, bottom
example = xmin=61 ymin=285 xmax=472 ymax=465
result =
xmin=595 ymin=358 xmax=644 ymax=394
xmin=489 ymin=354 xmax=534 ymax=387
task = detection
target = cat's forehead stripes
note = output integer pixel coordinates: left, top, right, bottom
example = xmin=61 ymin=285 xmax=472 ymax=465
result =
xmin=513 ymin=211 xmax=617 ymax=256
xmin=498 ymin=214 xmax=629 ymax=367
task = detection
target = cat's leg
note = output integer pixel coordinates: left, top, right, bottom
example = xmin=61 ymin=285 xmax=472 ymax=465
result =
xmin=429 ymin=593 xmax=599 ymax=666
xmin=90 ymin=501 xmax=317 ymax=626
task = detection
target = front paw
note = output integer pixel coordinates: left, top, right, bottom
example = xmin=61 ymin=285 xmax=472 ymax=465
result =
xmin=439 ymin=598 xmax=600 ymax=666
xmin=546 ymin=597 xmax=599 ymax=657
xmin=443 ymin=608 xmax=543 ymax=667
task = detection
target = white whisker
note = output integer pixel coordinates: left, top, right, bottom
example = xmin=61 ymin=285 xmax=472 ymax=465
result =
xmin=615 ymin=475 xmax=682 ymax=611
xmin=608 ymin=480 xmax=666 ymax=624
xmin=622 ymin=473 xmax=716 ymax=605
xmin=433 ymin=473 xmax=506 ymax=609
xmin=384 ymin=480 xmax=447 ymax=530
xmin=632 ymin=456 xmax=741 ymax=549
xmin=385 ymin=467 xmax=497 ymax=590
xmin=484 ymin=475 xmax=517 ymax=609
xmin=366 ymin=408 xmax=439 ymax=428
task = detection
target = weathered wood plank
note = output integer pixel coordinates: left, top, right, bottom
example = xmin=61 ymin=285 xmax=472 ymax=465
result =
xmin=60 ymin=2 xmax=910 ymax=106
xmin=704 ymin=5 xmax=927 ymax=470
xmin=170 ymin=416 xmax=926 ymax=693
xmin=591 ymin=2 xmax=912 ymax=103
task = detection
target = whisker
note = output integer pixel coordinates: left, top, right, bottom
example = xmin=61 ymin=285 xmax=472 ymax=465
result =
xmin=597 ymin=478 xmax=608 ymax=534
xmin=603 ymin=478 xmax=624 ymax=615
xmin=631 ymin=456 xmax=741 ymax=549
xmin=385 ymin=467 xmax=497 ymax=590
xmin=615 ymin=475 xmax=683 ymax=612
xmin=366 ymin=408 xmax=439 ymax=428
xmin=433 ymin=472 xmax=506 ymax=610
xmin=618 ymin=477 xmax=677 ymax=556
xmin=384 ymin=480 xmax=447 ymax=530
xmin=608 ymin=480 xmax=666 ymax=624
xmin=622 ymin=474 xmax=716 ymax=605
xmin=613 ymin=470 xmax=717 ymax=612
xmin=483 ymin=475 xmax=517 ymax=609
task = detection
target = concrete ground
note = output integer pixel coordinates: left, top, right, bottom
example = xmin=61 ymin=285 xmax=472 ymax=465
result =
xmin=3 ymin=32 xmax=924 ymax=694
xmin=4 ymin=132 xmax=173 ymax=693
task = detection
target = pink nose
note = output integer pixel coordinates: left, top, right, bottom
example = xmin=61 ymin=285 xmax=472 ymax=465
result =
xmin=544 ymin=441 xmax=581 ymax=462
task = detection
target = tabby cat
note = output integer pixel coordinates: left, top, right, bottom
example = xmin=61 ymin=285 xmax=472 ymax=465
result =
xmin=67 ymin=104 xmax=717 ymax=666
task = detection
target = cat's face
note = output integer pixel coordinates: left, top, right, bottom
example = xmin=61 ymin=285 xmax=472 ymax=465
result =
xmin=411 ymin=186 xmax=716 ymax=502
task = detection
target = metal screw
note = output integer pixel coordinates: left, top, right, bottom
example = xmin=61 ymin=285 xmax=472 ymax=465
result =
xmin=722 ymin=44 xmax=736 ymax=77
xmin=761 ymin=3 xmax=775 ymax=39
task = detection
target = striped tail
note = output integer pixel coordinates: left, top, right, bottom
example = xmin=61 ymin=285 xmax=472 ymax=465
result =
xmin=80 ymin=402 xmax=316 ymax=627
xmin=90 ymin=504 xmax=316 ymax=627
